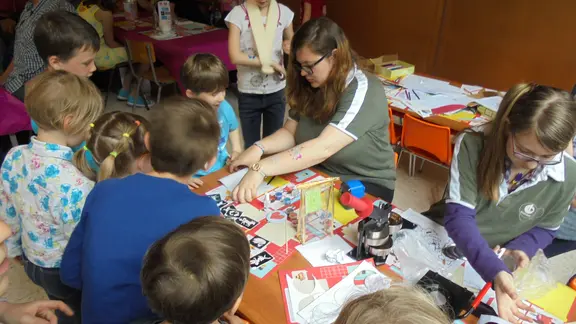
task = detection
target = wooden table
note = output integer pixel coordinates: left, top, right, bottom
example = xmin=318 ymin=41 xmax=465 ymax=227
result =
xmin=196 ymin=169 xmax=403 ymax=324
xmin=388 ymin=73 xmax=480 ymax=133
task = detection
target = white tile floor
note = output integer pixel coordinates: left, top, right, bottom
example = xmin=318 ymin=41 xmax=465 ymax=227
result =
xmin=4 ymin=90 xmax=575 ymax=303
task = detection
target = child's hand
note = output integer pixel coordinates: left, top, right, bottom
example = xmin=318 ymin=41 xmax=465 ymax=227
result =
xmin=271 ymin=62 xmax=286 ymax=79
xmin=282 ymin=40 xmax=291 ymax=55
xmin=494 ymin=271 xmax=534 ymax=324
xmin=0 ymin=300 xmax=74 ymax=324
xmin=188 ymin=178 xmax=204 ymax=189
xmin=229 ymin=151 xmax=242 ymax=163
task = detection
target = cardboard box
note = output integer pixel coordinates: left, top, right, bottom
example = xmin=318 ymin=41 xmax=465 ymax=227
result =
xmin=370 ymin=54 xmax=415 ymax=80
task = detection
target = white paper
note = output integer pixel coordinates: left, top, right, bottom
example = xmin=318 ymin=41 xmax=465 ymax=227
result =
xmin=478 ymin=315 xmax=511 ymax=324
xmin=409 ymin=94 xmax=472 ymax=110
xmin=475 ymin=96 xmax=503 ymax=112
xmin=219 ymin=169 xmax=248 ymax=190
xmin=461 ymin=84 xmax=484 ymax=94
xmin=463 ymin=261 xmax=486 ymax=291
xmin=298 ymin=261 xmax=390 ymax=324
xmin=400 ymin=75 xmax=466 ymax=95
xmin=296 ymin=235 xmax=354 ymax=267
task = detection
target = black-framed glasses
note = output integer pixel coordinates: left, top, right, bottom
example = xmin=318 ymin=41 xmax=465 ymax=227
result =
xmin=511 ymin=135 xmax=563 ymax=165
xmin=294 ymin=52 xmax=331 ymax=75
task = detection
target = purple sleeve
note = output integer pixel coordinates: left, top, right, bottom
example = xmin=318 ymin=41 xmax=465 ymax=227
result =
xmin=444 ymin=203 xmax=510 ymax=282
xmin=504 ymin=227 xmax=556 ymax=258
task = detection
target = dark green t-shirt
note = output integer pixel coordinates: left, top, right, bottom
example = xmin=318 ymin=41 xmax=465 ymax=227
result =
xmin=447 ymin=133 xmax=576 ymax=247
xmin=289 ymin=68 xmax=396 ymax=190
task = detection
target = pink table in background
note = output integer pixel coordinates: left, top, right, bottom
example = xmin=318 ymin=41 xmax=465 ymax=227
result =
xmin=114 ymin=17 xmax=234 ymax=91
xmin=0 ymin=87 xmax=31 ymax=137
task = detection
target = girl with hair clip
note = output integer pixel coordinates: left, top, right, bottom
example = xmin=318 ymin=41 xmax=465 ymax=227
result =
xmin=231 ymin=17 xmax=396 ymax=203
xmin=440 ymin=83 xmax=576 ymax=323
xmin=73 ymin=111 xmax=152 ymax=182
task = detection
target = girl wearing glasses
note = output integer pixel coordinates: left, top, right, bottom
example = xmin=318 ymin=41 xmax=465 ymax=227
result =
xmin=443 ymin=83 xmax=576 ymax=323
xmin=230 ymin=17 xmax=396 ymax=203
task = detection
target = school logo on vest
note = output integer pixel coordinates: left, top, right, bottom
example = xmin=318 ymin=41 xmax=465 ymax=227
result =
xmin=519 ymin=203 xmax=544 ymax=220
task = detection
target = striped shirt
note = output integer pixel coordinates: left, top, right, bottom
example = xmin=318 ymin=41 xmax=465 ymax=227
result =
xmin=289 ymin=67 xmax=396 ymax=190
xmin=4 ymin=0 xmax=75 ymax=93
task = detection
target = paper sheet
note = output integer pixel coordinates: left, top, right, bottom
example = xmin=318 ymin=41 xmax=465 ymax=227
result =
xmin=298 ymin=261 xmax=391 ymax=324
xmin=400 ymin=75 xmax=466 ymax=95
xmin=295 ymin=235 xmax=354 ymax=267
xmin=463 ymin=261 xmax=485 ymax=291
xmin=475 ymin=96 xmax=503 ymax=112
xmin=461 ymin=84 xmax=484 ymax=94
xmin=219 ymin=169 xmax=282 ymax=200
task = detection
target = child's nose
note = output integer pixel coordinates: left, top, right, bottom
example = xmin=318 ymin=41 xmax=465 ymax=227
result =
xmin=89 ymin=62 xmax=97 ymax=73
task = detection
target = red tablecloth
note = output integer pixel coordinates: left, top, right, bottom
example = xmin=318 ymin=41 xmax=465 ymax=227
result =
xmin=0 ymin=87 xmax=31 ymax=136
xmin=114 ymin=18 xmax=234 ymax=92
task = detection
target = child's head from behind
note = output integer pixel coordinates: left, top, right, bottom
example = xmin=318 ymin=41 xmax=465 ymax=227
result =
xmin=25 ymin=70 xmax=103 ymax=147
xmin=34 ymin=11 xmax=100 ymax=77
xmin=148 ymin=97 xmax=220 ymax=177
xmin=334 ymin=286 xmax=451 ymax=324
xmin=141 ymin=216 xmax=250 ymax=324
xmin=181 ymin=53 xmax=229 ymax=110
xmin=73 ymin=112 xmax=151 ymax=182
xmin=479 ymin=83 xmax=576 ymax=200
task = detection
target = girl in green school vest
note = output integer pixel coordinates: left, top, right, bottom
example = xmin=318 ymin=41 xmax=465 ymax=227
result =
xmin=443 ymin=83 xmax=576 ymax=323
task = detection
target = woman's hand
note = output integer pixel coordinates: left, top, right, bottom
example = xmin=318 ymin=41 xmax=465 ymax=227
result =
xmin=229 ymin=146 xmax=263 ymax=172
xmin=232 ymin=170 xmax=265 ymax=203
xmin=0 ymin=300 xmax=74 ymax=324
xmin=494 ymin=271 xmax=534 ymax=324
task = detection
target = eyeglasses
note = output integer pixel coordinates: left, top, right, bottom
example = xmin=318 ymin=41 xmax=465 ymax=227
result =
xmin=511 ymin=136 xmax=563 ymax=165
xmin=294 ymin=52 xmax=330 ymax=75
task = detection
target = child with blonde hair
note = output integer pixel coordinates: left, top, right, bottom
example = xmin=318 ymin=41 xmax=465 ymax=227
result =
xmin=74 ymin=111 xmax=152 ymax=182
xmin=0 ymin=70 xmax=103 ymax=324
xmin=334 ymin=286 xmax=451 ymax=324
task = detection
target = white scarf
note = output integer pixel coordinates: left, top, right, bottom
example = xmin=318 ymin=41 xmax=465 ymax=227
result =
xmin=246 ymin=0 xmax=279 ymax=74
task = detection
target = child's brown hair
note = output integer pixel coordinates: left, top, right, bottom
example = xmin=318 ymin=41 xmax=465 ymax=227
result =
xmin=334 ymin=286 xmax=451 ymax=324
xmin=141 ymin=216 xmax=250 ymax=324
xmin=478 ymin=83 xmax=576 ymax=200
xmin=73 ymin=112 xmax=150 ymax=182
xmin=180 ymin=53 xmax=229 ymax=94
xmin=25 ymin=70 xmax=103 ymax=135
xmin=148 ymin=97 xmax=220 ymax=177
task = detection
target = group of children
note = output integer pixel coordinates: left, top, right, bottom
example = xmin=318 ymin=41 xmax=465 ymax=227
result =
xmin=1 ymin=0 xmax=576 ymax=323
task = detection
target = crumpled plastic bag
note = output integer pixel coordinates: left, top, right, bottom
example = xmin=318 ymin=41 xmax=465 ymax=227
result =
xmin=392 ymin=229 xmax=455 ymax=284
xmin=513 ymin=249 xmax=557 ymax=300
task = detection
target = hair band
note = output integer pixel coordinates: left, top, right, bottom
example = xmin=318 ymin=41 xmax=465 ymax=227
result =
xmin=109 ymin=151 xmax=118 ymax=158
xmin=83 ymin=145 xmax=100 ymax=172
xmin=90 ymin=123 xmax=95 ymax=128
xmin=122 ymin=133 xmax=130 ymax=138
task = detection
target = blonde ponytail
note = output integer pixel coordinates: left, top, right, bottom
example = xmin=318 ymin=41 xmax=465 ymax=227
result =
xmin=72 ymin=112 xmax=150 ymax=182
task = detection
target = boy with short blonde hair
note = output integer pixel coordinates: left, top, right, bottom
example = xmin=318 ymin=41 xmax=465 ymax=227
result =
xmin=0 ymin=70 xmax=103 ymax=324
xmin=181 ymin=53 xmax=242 ymax=187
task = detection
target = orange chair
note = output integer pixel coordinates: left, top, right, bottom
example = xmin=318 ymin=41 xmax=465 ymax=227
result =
xmin=394 ymin=152 xmax=398 ymax=167
xmin=399 ymin=114 xmax=452 ymax=176
xmin=388 ymin=107 xmax=402 ymax=146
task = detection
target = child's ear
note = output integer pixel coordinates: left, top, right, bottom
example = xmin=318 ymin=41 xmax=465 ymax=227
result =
xmin=229 ymin=294 xmax=243 ymax=315
xmin=47 ymin=56 xmax=61 ymax=70
xmin=204 ymin=155 xmax=217 ymax=171
xmin=185 ymin=89 xmax=196 ymax=99
xmin=144 ymin=132 xmax=151 ymax=151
